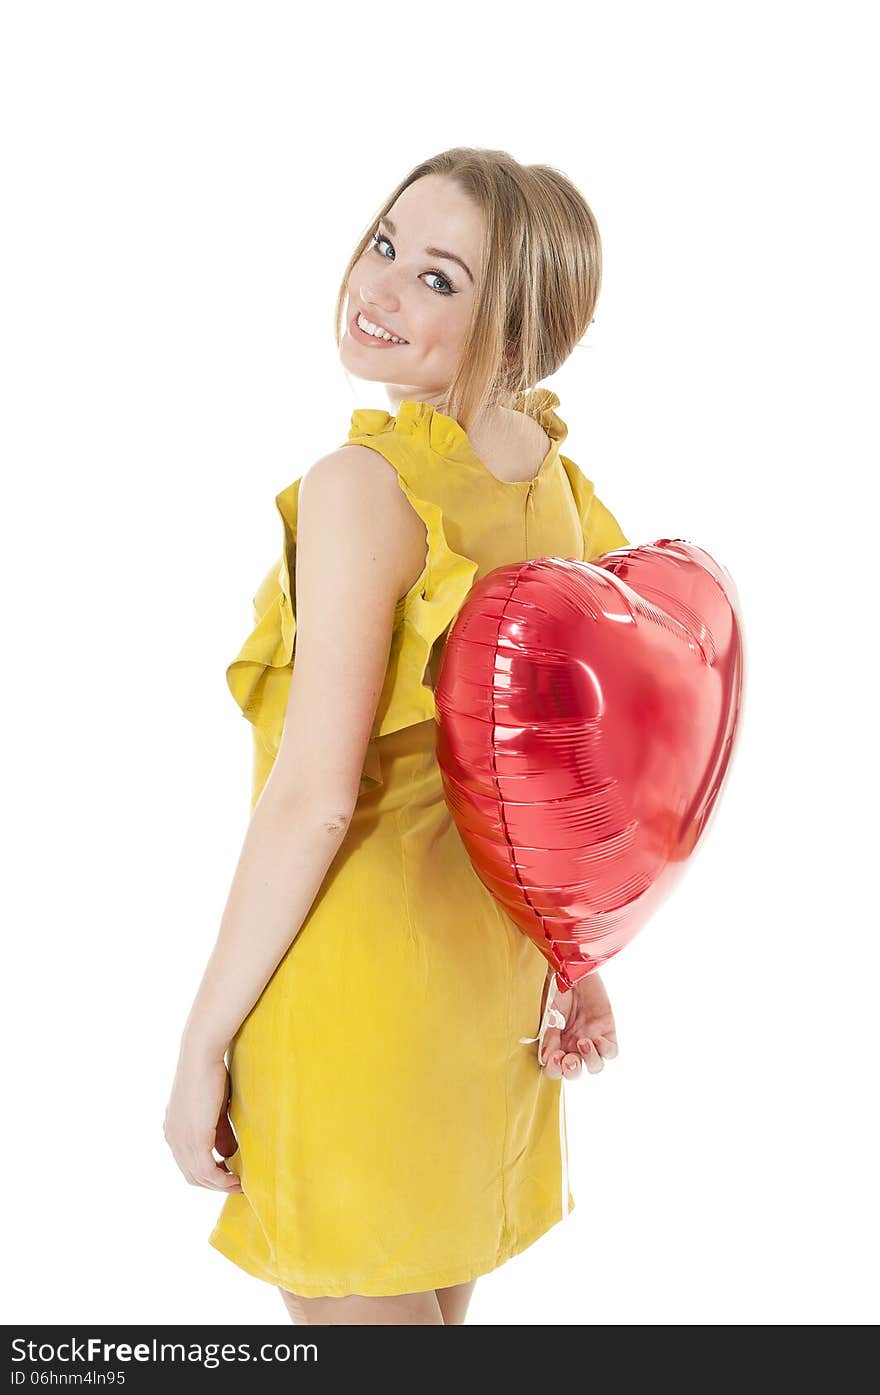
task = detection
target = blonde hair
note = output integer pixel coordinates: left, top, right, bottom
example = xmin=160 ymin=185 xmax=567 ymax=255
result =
xmin=334 ymin=146 xmax=602 ymax=432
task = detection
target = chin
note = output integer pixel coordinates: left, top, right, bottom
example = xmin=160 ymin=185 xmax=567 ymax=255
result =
xmin=339 ymin=341 xmax=382 ymax=379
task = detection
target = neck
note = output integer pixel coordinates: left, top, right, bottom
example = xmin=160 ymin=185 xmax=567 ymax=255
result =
xmin=384 ymin=386 xmax=449 ymax=415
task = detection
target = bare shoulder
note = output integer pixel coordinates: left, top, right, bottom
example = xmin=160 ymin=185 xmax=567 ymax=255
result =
xmin=270 ymin=445 xmax=427 ymax=810
xmin=297 ymin=445 xmax=428 ymax=601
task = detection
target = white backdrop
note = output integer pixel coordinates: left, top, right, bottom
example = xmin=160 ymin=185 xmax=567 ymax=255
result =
xmin=2 ymin=0 xmax=877 ymax=1326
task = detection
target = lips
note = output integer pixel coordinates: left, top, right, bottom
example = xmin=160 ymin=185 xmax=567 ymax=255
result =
xmin=351 ymin=307 xmax=408 ymax=345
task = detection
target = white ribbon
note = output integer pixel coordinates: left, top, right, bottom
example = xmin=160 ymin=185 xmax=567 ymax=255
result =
xmin=518 ymin=969 xmax=570 ymax=1225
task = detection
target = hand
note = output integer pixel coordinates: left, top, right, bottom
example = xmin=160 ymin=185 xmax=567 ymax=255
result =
xmin=537 ymin=968 xmax=619 ymax=1081
xmin=163 ymin=1044 xmax=243 ymax=1194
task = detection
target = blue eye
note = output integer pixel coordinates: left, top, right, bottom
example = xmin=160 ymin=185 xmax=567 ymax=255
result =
xmin=423 ymin=271 xmax=455 ymax=295
xmin=371 ymin=232 xmax=394 ymax=260
xmin=369 ymin=231 xmax=457 ymax=296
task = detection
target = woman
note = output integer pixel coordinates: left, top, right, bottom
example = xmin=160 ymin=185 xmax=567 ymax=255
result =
xmin=164 ymin=147 xmax=624 ymax=1326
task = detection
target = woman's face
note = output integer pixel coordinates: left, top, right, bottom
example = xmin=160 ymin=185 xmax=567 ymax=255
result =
xmin=340 ymin=174 xmax=484 ymax=409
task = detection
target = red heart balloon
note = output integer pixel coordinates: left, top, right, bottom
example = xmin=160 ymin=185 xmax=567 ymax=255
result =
xmin=434 ymin=539 xmax=745 ymax=989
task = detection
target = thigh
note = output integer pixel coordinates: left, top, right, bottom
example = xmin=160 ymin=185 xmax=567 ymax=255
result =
xmin=434 ymin=1278 xmax=478 ymax=1325
xmin=279 ymin=1286 xmax=444 ymax=1326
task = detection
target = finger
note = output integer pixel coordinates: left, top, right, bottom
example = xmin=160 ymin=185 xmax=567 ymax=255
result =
xmin=541 ymin=1045 xmax=565 ymax=1080
xmin=577 ymin=1039 xmax=605 ymax=1074
xmin=215 ymin=1169 xmax=244 ymax=1194
xmin=194 ymin=1166 xmax=244 ymax=1193
xmin=537 ymin=976 xmax=573 ymax=1077
xmin=593 ymin=1034 xmax=618 ymax=1060
xmin=208 ymin=1154 xmax=243 ymax=1191
xmin=551 ymin=983 xmax=573 ymax=1025
xmin=538 ymin=1026 xmax=563 ymax=1071
xmin=561 ymin=1052 xmax=583 ymax=1078
xmin=541 ymin=1037 xmax=569 ymax=1076
xmin=187 ymin=1146 xmax=244 ymax=1192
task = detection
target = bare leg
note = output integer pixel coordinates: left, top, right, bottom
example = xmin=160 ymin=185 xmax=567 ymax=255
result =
xmin=279 ymin=1286 xmax=444 ymax=1325
xmin=434 ymin=1278 xmax=477 ymax=1325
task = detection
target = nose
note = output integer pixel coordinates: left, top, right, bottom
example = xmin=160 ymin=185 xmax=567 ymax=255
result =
xmin=358 ymin=268 xmax=401 ymax=315
xmin=360 ymin=291 xmax=399 ymax=319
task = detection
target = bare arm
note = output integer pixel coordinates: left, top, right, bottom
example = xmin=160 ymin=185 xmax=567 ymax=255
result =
xmin=182 ymin=445 xmax=427 ymax=1059
xmin=179 ymin=785 xmax=357 ymax=1061
xmin=164 ymin=446 xmax=427 ymax=1190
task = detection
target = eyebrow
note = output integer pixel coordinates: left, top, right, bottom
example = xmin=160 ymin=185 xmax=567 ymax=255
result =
xmin=380 ymin=215 xmax=473 ymax=283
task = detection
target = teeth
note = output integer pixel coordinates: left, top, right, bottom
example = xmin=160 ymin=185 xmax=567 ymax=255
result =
xmin=357 ymin=311 xmax=406 ymax=343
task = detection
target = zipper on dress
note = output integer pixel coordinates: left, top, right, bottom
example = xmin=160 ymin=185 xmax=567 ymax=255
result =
xmin=524 ymin=474 xmax=536 ymax=552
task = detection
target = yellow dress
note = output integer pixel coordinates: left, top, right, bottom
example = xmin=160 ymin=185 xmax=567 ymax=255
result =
xmin=208 ymin=388 xmax=629 ymax=1298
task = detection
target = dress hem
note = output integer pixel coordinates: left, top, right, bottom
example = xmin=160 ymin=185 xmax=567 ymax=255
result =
xmin=207 ymin=1194 xmax=576 ymax=1299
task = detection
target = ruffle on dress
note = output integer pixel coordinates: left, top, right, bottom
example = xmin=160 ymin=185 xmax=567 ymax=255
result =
xmin=224 ymin=388 xmax=625 ymax=806
xmin=352 ymin=386 xmax=626 ymax=560
xmin=225 ymin=451 xmax=479 ymax=801
xmin=338 ymin=386 xmax=575 ymax=744
xmin=226 ymin=478 xmax=384 ymax=799
xmin=347 ymin=387 xmax=568 ymax=482
xmin=341 ymin=403 xmax=499 ymax=737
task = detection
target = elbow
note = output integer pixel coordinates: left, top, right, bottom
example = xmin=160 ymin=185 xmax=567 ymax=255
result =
xmin=291 ymin=792 xmax=358 ymax=834
xmin=260 ymin=768 xmax=358 ymax=834
xmin=318 ymin=808 xmax=355 ymax=836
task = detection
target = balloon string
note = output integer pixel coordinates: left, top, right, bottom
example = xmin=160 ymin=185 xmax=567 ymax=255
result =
xmin=518 ymin=969 xmax=570 ymax=1225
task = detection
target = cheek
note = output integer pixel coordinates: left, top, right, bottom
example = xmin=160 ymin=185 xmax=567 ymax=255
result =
xmin=417 ymin=301 xmax=468 ymax=356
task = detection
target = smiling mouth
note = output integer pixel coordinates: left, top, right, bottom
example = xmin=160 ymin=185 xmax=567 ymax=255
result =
xmin=352 ymin=308 xmax=409 ymax=344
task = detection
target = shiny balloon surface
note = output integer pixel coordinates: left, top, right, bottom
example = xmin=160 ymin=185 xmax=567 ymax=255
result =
xmin=434 ymin=540 xmax=744 ymax=989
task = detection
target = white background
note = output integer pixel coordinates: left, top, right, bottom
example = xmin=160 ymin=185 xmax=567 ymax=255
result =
xmin=2 ymin=0 xmax=877 ymax=1326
